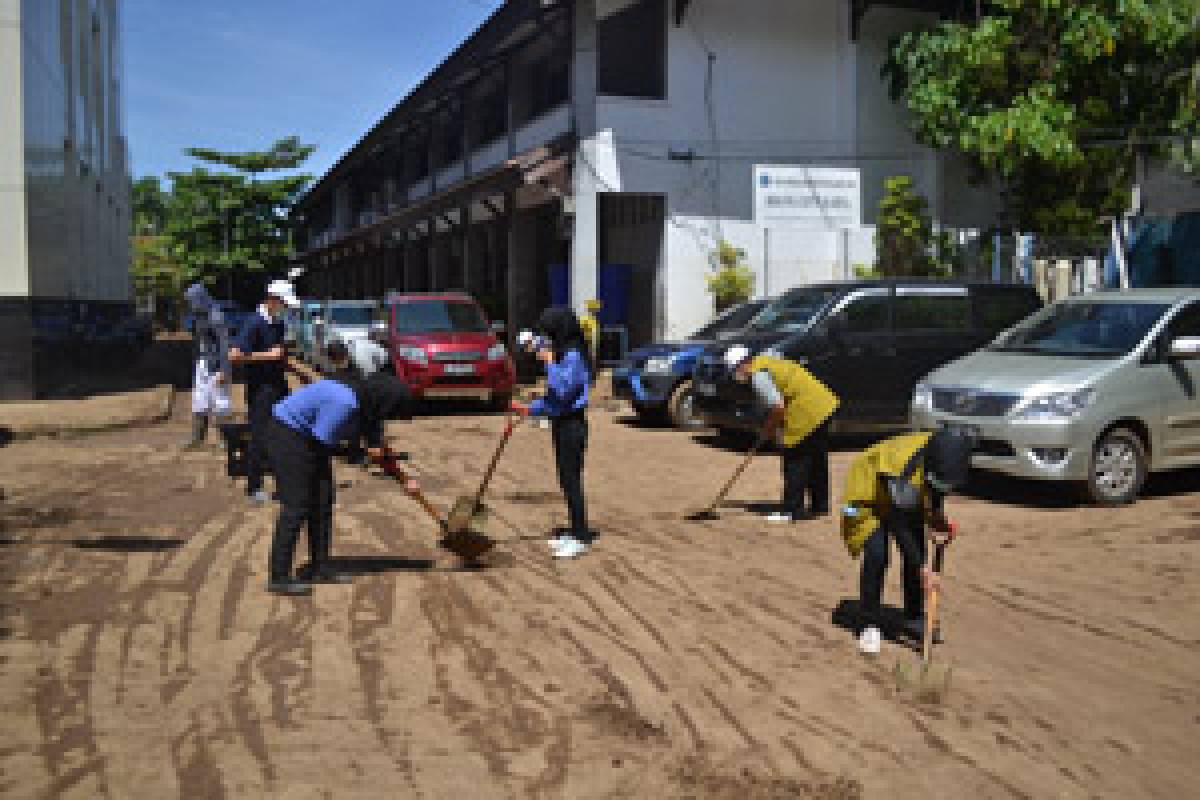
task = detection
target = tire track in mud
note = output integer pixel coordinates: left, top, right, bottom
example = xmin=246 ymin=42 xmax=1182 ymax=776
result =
xmin=419 ymin=573 xmax=570 ymax=795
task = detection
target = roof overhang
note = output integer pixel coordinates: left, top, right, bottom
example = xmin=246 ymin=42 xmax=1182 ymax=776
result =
xmin=850 ymin=0 xmax=966 ymax=40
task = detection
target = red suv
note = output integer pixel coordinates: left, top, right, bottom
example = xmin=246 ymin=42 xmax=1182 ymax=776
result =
xmin=381 ymin=292 xmax=516 ymax=409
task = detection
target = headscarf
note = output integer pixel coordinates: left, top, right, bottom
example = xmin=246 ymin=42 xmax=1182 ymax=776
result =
xmin=184 ymin=283 xmax=214 ymax=314
xmin=535 ymin=307 xmax=594 ymax=375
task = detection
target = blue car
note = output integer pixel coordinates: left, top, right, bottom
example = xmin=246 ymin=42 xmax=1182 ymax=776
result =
xmin=613 ymin=299 xmax=767 ymax=428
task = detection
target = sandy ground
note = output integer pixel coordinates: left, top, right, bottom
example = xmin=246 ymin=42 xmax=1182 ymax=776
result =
xmin=1 ymin=376 xmax=1198 ymax=798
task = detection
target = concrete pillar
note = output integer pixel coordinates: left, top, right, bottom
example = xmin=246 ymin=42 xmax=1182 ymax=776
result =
xmin=569 ymin=0 xmax=599 ymax=312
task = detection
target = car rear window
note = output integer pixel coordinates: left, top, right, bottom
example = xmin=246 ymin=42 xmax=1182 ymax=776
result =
xmin=394 ymin=300 xmax=487 ymax=334
xmin=895 ymin=293 xmax=971 ymax=331
xmin=976 ymin=291 xmax=1040 ymax=334
xmin=329 ymin=306 xmax=374 ymax=326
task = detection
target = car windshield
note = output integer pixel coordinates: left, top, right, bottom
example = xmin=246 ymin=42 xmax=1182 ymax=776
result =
xmin=329 ymin=306 xmax=375 ymax=326
xmin=992 ymin=301 xmax=1168 ymax=357
xmin=746 ymin=289 xmax=837 ymax=334
xmin=394 ymin=300 xmax=487 ymax=334
xmin=691 ymin=301 xmax=765 ymax=341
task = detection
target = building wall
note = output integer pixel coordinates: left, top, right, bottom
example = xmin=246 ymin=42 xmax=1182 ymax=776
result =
xmin=591 ymin=0 xmax=1002 ymax=340
xmin=0 ymin=0 xmax=130 ymax=398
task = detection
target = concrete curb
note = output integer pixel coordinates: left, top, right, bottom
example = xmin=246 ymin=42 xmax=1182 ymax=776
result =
xmin=0 ymin=385 xmax=176 ymax=442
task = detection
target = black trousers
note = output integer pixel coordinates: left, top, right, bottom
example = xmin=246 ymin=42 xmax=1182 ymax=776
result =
xmin=551 ymin=413 xmax=589 ymax=539
xmin=245 ymin=382 xmax=285 ymax=494
xmin=782 ymin=420 xmax=831 ymax=517
xmin=266 ymin=419 xmax=335 ymax=581
xmin=859 ymin=509 xmax=926 ymax=629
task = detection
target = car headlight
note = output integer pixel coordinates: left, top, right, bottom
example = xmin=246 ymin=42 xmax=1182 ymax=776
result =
xmin=644 ymin=356 xmax=675 ymax=374
xmin=1012 ymin=388 xmax=1096 ymax=420
xmin=487 ymin=343 xmax=507 ymax=361
xmin=912 ymin=382 xmax=933 ymax=411
xmin=395 ymin=346 xmax=427 ymax=366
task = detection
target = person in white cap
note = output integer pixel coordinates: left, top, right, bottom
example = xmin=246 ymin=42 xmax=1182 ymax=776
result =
xmin=230 ymin=279 xmax=300 ymax=502
xmin=723 ymin=344 xmax=840 ymax=522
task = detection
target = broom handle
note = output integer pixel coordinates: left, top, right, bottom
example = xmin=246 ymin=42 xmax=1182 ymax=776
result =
xmin=472 ymin=416 xmax=517 ymax=509
xmin=923 ymin=539 xmax=948 ymax=664
xmin=707 ymin=437 xmax=765 ymax=512
xmin=374 ymin=452 xmax=450 ymax=534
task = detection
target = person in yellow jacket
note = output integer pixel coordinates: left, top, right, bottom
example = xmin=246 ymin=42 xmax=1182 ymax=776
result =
xmin=839 ymin=428 xmax=972 ymax=654
xmin=578 ymin=299 xmax=602 ymax=362
xmin=724 ymin=345 xmax=840 ymax=522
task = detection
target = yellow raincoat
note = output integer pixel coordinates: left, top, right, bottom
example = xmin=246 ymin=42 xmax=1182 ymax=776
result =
xmin=747 ymin=355 xmax=839 ymax=447
xmin=839 ymin=432 xmax=938 ymax=558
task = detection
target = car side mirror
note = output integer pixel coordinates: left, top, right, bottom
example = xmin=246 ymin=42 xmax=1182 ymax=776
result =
xmin=369 ymin=319 xmax=389 ymax=343
xmin=490 ymin=320 xmax=506 ymax=336
xmin=1169 ymin=336 xmax=1200 ymax=360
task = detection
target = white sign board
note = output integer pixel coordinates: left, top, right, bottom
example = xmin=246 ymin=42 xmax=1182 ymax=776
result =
xmin=755 ymin=166 xmax=861 ymax=229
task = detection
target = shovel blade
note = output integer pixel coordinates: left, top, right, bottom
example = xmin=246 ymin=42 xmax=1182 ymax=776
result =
xmin=894 ymin=658 xmax=953 ymax=703
xmin=439 ymin=528 xmax=496 ymax=562
xmin=446 ymin=496 xmax=477 ymax=534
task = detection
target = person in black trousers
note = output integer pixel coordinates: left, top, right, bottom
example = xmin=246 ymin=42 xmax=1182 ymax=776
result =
xmin=230 ymin=280 xmax=299 ymax=503
xmin=266 ymin=370 xmax=414 ymax=595
xmin=511 ymin=308 xmax=594 ymax=560
xmin=782 ymin=419 xmax=832 ymax=519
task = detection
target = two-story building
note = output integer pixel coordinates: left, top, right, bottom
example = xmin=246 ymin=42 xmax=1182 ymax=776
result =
xmin=292 ymin=0 xmax=997 ymax=351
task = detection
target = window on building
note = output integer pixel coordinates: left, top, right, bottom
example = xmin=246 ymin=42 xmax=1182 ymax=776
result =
xmin=598 ymin=0 xmax=667 ymax=99
xmin=528 ymin=51 xmax=570 ymax=120
xmin=471 ymin=79 xmax=508 ymax=148
xmin=895 ymin=293 xmax=971 ymax=331
xmin=436 ymin=108 xmax=464 ymax=167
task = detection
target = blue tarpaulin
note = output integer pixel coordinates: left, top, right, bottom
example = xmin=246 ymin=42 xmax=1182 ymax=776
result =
xmin=1106 ymin=211 xmax=1200 ymax=288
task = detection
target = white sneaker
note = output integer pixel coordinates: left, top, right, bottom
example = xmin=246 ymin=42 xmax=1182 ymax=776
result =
xmin=552 ymin=537 xmax=589 ymax=560
xmin=858 ymin=626 xmax=882 ymax=655
xmin=765 ymin=512 xmax=792 ymax=524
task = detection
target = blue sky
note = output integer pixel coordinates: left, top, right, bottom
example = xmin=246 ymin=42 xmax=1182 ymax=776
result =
xmin=122 ymin=0 xmax=500 ymax=182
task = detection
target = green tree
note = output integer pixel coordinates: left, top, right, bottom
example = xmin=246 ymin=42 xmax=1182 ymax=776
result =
xmin=165 ymin=137 xmax=315 ymax=297
xmin=874 ymin=176 xmax=957 ymax=277
xmin=883 ymin=0 xmax=1200 ymax=235
xmin=706 ymin=240 xmax=755 ymax=311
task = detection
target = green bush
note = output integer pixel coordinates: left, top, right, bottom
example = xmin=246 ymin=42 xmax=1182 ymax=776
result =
xmin=874 ymin=175 xmax=959 ymax=278
xmin=705 ymin=240 xmax=755 ymax=311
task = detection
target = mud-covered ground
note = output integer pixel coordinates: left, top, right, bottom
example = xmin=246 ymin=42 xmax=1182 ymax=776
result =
xmin=1 ymin=380 xmax=1198 ymax=798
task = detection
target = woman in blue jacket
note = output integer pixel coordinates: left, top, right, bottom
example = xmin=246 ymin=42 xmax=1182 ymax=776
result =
xmin=513 ymin=308 xmax=594 ymax=560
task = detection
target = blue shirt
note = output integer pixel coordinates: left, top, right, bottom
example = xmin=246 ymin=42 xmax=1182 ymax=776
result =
xmin=236 ymin=311 xmax=286 ymax=386
xmin=273 ymin=380 xmax=359 ymax=447
xmin=529 ymin=349 xmax=590 ymax=417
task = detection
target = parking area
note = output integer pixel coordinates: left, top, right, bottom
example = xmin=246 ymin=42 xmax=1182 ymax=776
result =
xmin=1 ymin=390 xmax=1198 ymax=798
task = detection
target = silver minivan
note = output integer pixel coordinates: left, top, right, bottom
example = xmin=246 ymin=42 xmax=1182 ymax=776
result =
xmin=911 ymin=290 xmax=1200 ymax=505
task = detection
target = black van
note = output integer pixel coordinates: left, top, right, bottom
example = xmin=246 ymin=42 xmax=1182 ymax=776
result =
xmin=692 ymin=280 xmax=1042 ymax=434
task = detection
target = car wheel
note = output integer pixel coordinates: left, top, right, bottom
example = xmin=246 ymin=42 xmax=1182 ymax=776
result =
xmin=1086 ymin=427 xmax=1147 ymax=506
xmin=667 ymin=381 xmax=704 ymax=430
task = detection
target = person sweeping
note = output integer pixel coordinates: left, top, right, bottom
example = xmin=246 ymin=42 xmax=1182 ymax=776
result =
xmin=182 ymin=283 xmax=232 ymax=450
xmin=724 ymin=345 xmax=839 ymax=522
xmin=840 ymin=428 xmax=973 ymax=654
xmin=511 ymin=308 xmax=593 ymax=560
xmin=265 ymin=368 xmax=414 ymax=595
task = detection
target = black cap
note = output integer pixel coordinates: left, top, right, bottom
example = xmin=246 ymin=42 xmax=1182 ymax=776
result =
xmin=925 ymin=428 xmax=973 ymax=493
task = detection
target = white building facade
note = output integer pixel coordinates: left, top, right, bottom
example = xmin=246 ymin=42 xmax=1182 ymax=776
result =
xmin=0 ymin=0 xmax=131 ymax=399
xmin=295 ymin=0 xmax=996 ymax=352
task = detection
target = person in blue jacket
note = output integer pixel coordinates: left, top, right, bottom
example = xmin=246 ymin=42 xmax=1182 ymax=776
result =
xmin=265 ymin=363 xmax=415 ymax=595
xmin=512 ymin=307 xmax=594 ymax=560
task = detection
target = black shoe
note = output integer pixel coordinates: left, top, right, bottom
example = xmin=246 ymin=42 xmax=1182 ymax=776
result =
xmin=267 ymin=578 xmax=313 ymax=596
xmin=902 ymin=617 xmax=944 ymax=644
xmin=297 ymin=563 xmax=353 ymax=585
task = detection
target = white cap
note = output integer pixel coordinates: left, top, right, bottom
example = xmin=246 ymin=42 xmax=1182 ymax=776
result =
xmin=723 ymin=344 xmax=751 ymax=370
xmin=266 ymin=279 xmax=300 ymax=308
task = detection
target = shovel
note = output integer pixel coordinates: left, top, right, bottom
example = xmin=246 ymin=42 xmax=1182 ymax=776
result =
xmin=374 ymin=452 xmax=496 ymax=562
xmin=685 ymin=435 xmax=766 ymax=521
xmin=895 ymin=530 xmax=953 ymax=702
xmin=446 ymin=415 xmax=519 ymax=535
